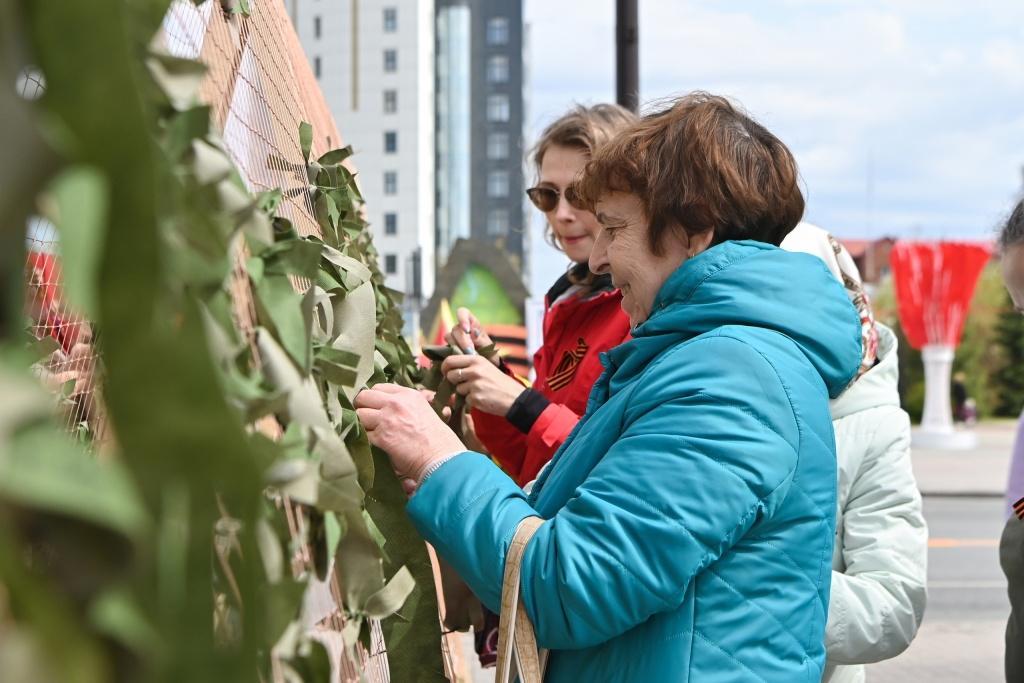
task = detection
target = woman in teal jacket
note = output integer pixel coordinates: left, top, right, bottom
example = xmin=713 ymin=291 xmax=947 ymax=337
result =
xmin=356 ymin=93 xmax=862 ymax=681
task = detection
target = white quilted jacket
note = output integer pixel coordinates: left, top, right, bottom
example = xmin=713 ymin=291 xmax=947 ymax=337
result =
xmin=822 ymin=323 xmax=928 ymax=682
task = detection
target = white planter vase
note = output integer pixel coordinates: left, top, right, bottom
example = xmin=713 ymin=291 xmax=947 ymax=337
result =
xmin=913 ymin=343 xmax=976 ymax=450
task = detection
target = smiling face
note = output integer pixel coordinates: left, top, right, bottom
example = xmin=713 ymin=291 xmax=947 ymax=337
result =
xmin=1002 ymin=243 xmax=1024 ymax=314
xmin=588 ymin=192 xmax=711 ymax=327
xmin=536 ymin=145 xmax=602 ymax=264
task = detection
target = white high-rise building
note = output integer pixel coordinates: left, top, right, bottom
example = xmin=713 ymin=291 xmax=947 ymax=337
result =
xmin=286 ymin=0 xmax=436 ymax=309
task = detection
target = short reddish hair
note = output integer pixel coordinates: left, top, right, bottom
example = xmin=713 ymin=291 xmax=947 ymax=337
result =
xmin=573 ymin=92 xmax=805 ymax=254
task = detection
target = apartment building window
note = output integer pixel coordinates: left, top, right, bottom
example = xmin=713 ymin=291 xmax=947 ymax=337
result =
xmin=486 ymin=94 xmax=510 ymax=122
xmin=487 ymin=17 xmax=509 ymax=45
xmin=487 ymin=170 xmax=509 ymax=198
xmin=486 ymin=55 xmax=509 ymax=83
xmin=314 ymin=15 xmax=321 ymax=39
xmin=487 ymin=132 xmax=509 ymax=160
xmin=384 ymin=131 xmax=398 ymax=154
xmin=383 ymin=7 xmax=397 ymax=33
xmin=314 ymin=56 xmax=322 ymax=79
xmin=383 ymin=89 xmax=397 ymax=113
xmin=487 ymin=209 xmax=509 ymax=235
xmin=384 ymin=171 xmax=398 ymax=195
xmin=384 ymin=213 xmax=398 ymax=235
xmin=384 ymin=254 xmax=398 ymax=274
xmin=384 ymin=49 xmax=397 ymax=73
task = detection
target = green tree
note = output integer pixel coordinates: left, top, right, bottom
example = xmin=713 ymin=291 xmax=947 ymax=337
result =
xmin=953 ymin=264 xmax=1006 ymax=419
xmin=875 ymin=264 xmax=1007 ymax=422
xmin=994 ymin=288 xmax=1024 ymax=416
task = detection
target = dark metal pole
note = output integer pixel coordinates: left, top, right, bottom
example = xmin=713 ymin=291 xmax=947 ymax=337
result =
xmin=616 ymin=0 xmax=639 ymax=113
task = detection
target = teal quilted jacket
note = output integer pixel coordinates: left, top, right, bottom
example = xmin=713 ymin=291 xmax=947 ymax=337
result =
xmin=409 ymin=240 xmax=862 ymax=681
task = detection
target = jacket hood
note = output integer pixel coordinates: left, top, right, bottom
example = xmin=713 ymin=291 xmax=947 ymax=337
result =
xmin=829 ymin=322 xmax=901 ymax=419
xmin=606 ymin=240 xmax=862 ymax=399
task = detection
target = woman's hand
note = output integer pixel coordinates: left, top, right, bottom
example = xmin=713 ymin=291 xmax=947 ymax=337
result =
xmin=446 ymin=307 xmax=500 ymax=367
xmin=355 ymin=384 xmax=466 ymax=492
xmin=441 ymin=354 xmax=526 ymax=417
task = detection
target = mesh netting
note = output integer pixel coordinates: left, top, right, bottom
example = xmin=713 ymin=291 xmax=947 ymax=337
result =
xmin=22 ymin=0 xmax=465 ymax=680
xmin=26 ymin=216 xmax=109 ymax=448
xmin=22 ymin=39 xmax=109 ymax=448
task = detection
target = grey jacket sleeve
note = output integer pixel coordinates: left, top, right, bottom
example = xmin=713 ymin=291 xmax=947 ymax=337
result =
xmin=825 ymin=408 xmax=928 ymax=665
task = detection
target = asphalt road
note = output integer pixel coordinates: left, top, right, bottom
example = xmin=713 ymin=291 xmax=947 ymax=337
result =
xmin=868 ymin=495 xmax=1008 ymax=682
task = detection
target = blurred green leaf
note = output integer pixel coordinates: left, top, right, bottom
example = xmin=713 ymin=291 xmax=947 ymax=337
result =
xmin=256 ymin=329 xmax=332 ymax=431
xmin=317 ymin=146 xmax=353 ymax=166
xmin=363 ymin=566 xmax=414 ymax=618
xmin=266 ymin=459 xmax=319 ymax=506
xmin=299 ymin=121 xmax=313 ymax=163
xmin=334 ymin=510 xmax=386 ymax=612
xmin=48 ymin=167 xmax=108 ymax=319
xmin=366 ymin=456 xmax=446 ymax=681
xmin=256 ymin=517 xmax=284 ymax=584
xmin=1 ymin=428 xmax=148 ymax=539
xmin=146 ymin=51 xmax=207 ymax=110
xmin=190 ymin=139 xmax=235 ymax=185
xmin=0 ymin=524 xmax=109 ymax=683
xmin=89 ymin=587 xmax=161 ymax=655
xmin=0 ymin=626 xmax=59 ymax=683
xmin=263 ymin=238 xmax=324 ymax=280
xmin=285 ymin=636 xmax=332 ymax=682
xmin=265 ymin=581 xmax=306 ymax=647
xmin=256 ymin=188 xmax=283 ymax=214
xmin=254 ymin=275 xmax=312 ymax=374
xmin=164 ymin=105 xmax=211 ymax=161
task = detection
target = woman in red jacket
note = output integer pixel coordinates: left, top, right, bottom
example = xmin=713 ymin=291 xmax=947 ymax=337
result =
xmin=442 ymin=104 xmax=636 ymax=487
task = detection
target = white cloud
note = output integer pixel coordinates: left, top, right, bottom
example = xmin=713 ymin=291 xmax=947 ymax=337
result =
xmin=983 ymin=39 xmax=1024 ymax=88
xmin=521 ymin=0 xmax=1024 ymax=297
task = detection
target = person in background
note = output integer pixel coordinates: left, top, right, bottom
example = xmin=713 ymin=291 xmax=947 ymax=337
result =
xmin=998 ymin=197 xmax=1024 ymax=681
xmin=356 ymin=92 xmax=863 ymax=681
xmin=783 ymin=223 xmax=928 ymax=682
xmin=952 ymin=372 xmax=970 ymax=423
xmin=441 ymin=104 xmax=636 ymax=487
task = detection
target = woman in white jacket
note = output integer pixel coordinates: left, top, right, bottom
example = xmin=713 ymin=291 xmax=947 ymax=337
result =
xmin=783 ymin=224 xmax=928 ymax=682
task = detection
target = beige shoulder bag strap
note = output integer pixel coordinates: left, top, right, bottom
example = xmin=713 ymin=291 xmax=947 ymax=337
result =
xmin=495 ymin=516 xmax=548 ymax=683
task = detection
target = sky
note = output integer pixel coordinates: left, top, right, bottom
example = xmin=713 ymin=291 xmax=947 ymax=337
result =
xmin=521 ymin=0 xmax=1024 ymax=295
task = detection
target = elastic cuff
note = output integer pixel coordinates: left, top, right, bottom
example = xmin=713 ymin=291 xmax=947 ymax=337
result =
xmin=506 ymin=389 xmax=551 ymax=434
xmin=415 ymin=452 xmax=464 ymax=492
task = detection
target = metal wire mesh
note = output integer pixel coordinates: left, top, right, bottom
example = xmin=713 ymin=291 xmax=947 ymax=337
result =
xmin=161 ymin=2 xmax=396 ymax=681
xmin=21 ymin=1 xmax=461 ymax=678
xmin=159 ymin=2 xmax=462 ymax=680
xmin=21 ymin=48 xmax=108 ymax=449
xmin=25 ymin=225 xmax=108 ymax=443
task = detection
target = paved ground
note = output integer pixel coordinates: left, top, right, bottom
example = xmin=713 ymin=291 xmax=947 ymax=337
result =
xmin=455 ymin=420 xmax=1019 ymax=682
xmin=869 ymin=496 xmax=1007 ymax=682
xmin=869 ymin=421 xmax=1014 ymax=681
xmin=911 ymin=420 xmax=1015 ymax=497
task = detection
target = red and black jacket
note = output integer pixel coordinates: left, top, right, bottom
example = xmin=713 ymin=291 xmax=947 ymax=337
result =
xmin=471 ymin=268 xmax=631 ymax=486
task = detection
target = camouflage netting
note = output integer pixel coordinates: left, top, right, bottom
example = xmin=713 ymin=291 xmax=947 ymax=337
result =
xmin=1 ymin=1 xmax=462 ymax=681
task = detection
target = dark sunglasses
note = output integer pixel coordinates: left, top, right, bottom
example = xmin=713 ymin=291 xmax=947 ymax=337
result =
xmin=526 ymin=185 xmax=580 ymax=212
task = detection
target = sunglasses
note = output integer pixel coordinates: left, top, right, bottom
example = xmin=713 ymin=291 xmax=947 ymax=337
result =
xmin=526 ymin=185 xmax=581 ymax=212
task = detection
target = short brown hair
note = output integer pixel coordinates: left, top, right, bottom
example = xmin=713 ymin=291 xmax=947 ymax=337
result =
xmin=574 ymin=92 xmax=805 ymax=254
xmin=533 ymin=103 xmax=638 ymax=170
